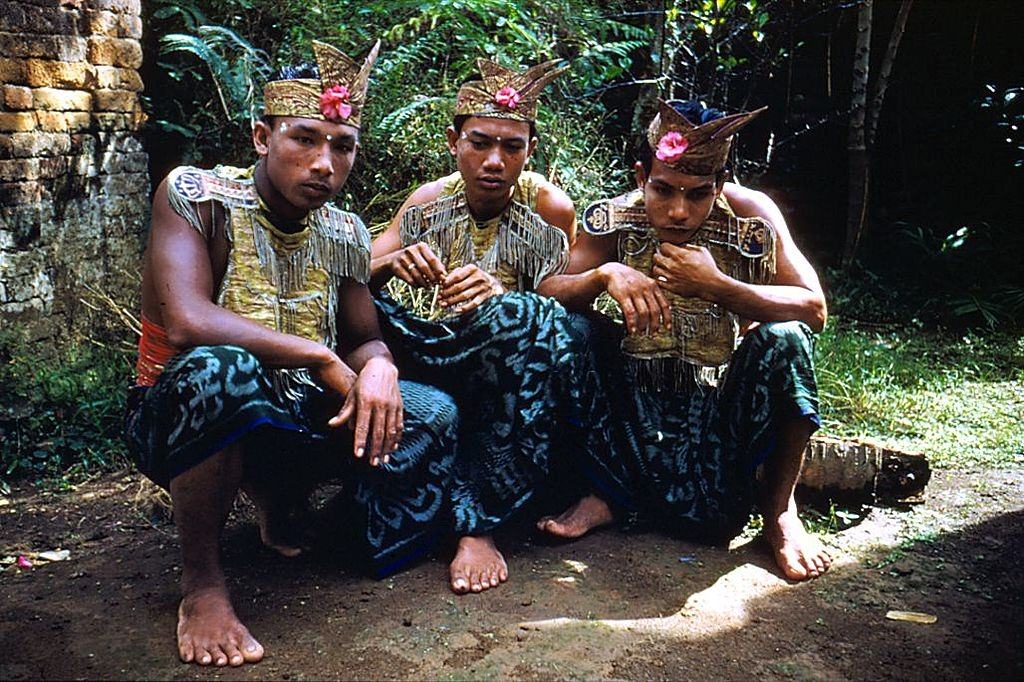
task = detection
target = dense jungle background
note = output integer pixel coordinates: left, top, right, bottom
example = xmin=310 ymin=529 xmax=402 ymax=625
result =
xmin=1 ymin=0 xmax=1021 ymax=488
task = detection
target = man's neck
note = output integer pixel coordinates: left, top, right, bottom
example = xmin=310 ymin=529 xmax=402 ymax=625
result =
xmin=254 ymin=162 xmax=309 ymax=232
xmin=466 ymin=186 xmax=514 ymax=223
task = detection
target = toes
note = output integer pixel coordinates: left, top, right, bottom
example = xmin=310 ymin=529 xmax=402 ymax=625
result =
xmin=450 ymin=569 xmax=469 ymax=594
xmin=536 ymin=516 xmax=552 ymax=531
xmin=224 ymin=643 xmax=244 ymax=667
xmin=195 ymin=646 xmax=214 ymax=666
xmin=241 ymin=634 xmax=265 ymax=663
xmin=178 ymin=638 xmax=195 ymax=664
xmin=498 ymin=563 xmax=509 ymax=582
xmin=207 ymin=644 xmax=229 ymax=666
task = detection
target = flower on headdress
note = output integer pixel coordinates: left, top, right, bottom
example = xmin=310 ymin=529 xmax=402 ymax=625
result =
xmin=494 ymin=86 xmax=522 ymax=110
xmin=656 ymin=131 xmax=690 ymax=164
xmin=319 ymin=84 xmax=352 ymax=122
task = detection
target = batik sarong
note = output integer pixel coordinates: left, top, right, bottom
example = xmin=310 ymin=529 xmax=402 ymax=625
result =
xmin=123 ymin=344 xmax=457 ymax=576
xmin=567 ymin=313 xmax=820 ymax=543
xmin=374 ymin=291 xmax=607 ymax=536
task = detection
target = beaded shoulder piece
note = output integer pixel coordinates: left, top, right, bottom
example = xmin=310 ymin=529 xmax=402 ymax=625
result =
xmin=398 ymin=189 xmax=568 ymax=293
xmin=583 ymin=190 xmax=776 ymax=392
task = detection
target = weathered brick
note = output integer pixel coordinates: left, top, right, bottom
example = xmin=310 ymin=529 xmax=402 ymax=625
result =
xmin=100 ymin=171 xmax=147 ymax=195
xmin=32 ymin=87 xmax=93 ymax=112
xmin=0 ymin=57 xmax=28 ymax=85
xmin=93 ymin=112 xmax=135 ymax=130
xmin=25 ymin=60 xmax=96 ymax=89
xmin=94 ymin=65 xmax=138 ymax=91
xmin=0 ymin=158 xmax=36 ymax=182
xmin=0 ymin=112 xmax=36 ymax=132
xmin=92 ymin=88 xmax=137 ymax=112
xmin=5 ymin=132 xmax=73 ymax=158
xmin=21 ymin=4 xmax=80 ymax=34
xmin=85 ymin=9 xmax=118 ymax=35
xmin=118 ymin=14 xmax=142 ymax=39
xmin=0 ymin=33 xmax=86 ymax=61
xmin=0 ymin=4 xmax=26 ymax=32
xmin=0 ymin=181 xmax=42 ymax=206
xmin=94 ymin=0 xmax=141 ymax=13
xmin=3 ymin=85 xmax=33 ymax=110
xmin=35 ymin=111 xmax=91 ymax=132
xmin=86 ymin=36 xmax=142 ymax=68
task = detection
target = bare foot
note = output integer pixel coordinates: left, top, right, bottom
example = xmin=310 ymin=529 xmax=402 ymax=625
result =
xmin=536 ymin=494 xmax=614 ymax=539
xmin=177 ymin=586 xmax=264 ymax=667
xmin=449 ymin=535 xmax=508 ymax=594
xmin=764 ymin=504 xmax=833 ymax=581
xmin=249 ymin=494 xmax=313 ymax=558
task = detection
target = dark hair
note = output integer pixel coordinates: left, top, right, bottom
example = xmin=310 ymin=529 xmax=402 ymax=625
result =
xmin=637 ymin=99 xmax=729 ymax=183
xmin=261 ymin=62 xmax=320 ymax=126
xmin=453 ymin=114 xmax=538 ymax=142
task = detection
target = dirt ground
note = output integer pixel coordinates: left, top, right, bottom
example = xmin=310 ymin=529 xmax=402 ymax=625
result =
xmin=1 ymin=466 xmax=1021 ymax=681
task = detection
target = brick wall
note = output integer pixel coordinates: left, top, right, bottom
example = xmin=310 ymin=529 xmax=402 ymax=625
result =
xmin=0 ymin=0 xmax=148 ymax=345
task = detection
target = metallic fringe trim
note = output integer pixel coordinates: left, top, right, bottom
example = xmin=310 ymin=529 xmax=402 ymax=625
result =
xmin=623 ymin=354 xmax=726 ymax=394
xmin=399 ymin=192 xmax=568 ymax=290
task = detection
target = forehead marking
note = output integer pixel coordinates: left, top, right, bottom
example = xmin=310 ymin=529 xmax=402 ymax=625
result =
xmin=279 ymin=122 xmax=288 ymax=133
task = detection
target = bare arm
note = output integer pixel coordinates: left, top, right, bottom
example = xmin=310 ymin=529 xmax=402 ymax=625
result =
xmin=535 ymin=231 xmax=615 ymax=310
xmin=369 ymin=180 xmax=448 ymax=290
xmin=653 ymin=184 xmax=827 ymax=332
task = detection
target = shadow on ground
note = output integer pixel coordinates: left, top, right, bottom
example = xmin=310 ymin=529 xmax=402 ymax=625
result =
xmin=0 ymin=468 xmax=1021 ymax=680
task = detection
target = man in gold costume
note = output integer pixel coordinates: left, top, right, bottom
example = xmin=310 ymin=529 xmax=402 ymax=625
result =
xmin=124 ymin=41 xmax=457 ymax=667
xmin=537 ymin=100 xmax=833 ymax=581
xmin=369 ymin=58 xmax=595 ymax=595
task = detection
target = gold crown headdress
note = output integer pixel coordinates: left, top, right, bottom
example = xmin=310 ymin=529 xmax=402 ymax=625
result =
xmin=646 ymin=100 xmax=766 ymax=175
xmin=263 ymin=39 xmax=381 ymax=129
xmin=454 ymin=58 xmax=567 ymax=123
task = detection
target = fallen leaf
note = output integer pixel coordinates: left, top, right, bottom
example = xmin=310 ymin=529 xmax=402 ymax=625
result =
xmin=554 ymin=576 xmax=576 ymax=585
xmin=38 ymin=550 xmax=70 ymax=562
xmin=885 ymin=610 xmax=937 ymax=624
xmin=563 ymin=559 xmax=588 ymax=574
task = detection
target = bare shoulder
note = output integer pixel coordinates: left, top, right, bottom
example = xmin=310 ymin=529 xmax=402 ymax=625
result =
xmin=403 ymin=177 xmax=448 ymax=209
xmin=535 ymin=179 xmax=577 ymax=237
xmin=723 ymin=182 xmax=782 ymax=222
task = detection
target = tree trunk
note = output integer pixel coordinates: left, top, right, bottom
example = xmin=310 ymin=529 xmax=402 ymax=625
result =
xmin=842 ymin=0 xmax=873 ymax=268
xmin=632 ymin=0 xmax=666 ymax=137
xmin=867 ymin=0 xmax=913 ymax=148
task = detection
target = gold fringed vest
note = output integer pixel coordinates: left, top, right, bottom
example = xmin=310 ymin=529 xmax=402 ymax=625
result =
xmin=165 ymin=164 xmax=372 ymax=400
xmin=398 ymin=170 xmax=570 ymax=295
xmin=583 ymin=189 xmax=777 ymax=392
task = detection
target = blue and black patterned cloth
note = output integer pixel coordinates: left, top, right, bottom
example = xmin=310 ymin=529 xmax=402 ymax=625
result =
xmin=567 ymin=313 xmax=821 ymax=543
xmin=123 ymin=344 xmax=457 ymax=576
xmin=374 ymin=291 xmax=609 ymax=536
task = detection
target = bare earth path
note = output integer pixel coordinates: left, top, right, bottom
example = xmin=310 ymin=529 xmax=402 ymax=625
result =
xmin=1 ymin=467 xmax=1021 ymax=680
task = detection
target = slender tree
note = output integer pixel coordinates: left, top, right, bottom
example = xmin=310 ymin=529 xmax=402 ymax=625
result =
xmin=843 ymin=0 xmax=913 ymax=266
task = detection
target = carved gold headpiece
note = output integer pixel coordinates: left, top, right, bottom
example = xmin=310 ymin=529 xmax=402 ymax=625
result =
xmin=263 ymin=39 xmax=381 ymax=129
xmin=646 ymin=100 xmax=766 ymax=175
xmin=454 ymin=58 xmax=567 ymax=123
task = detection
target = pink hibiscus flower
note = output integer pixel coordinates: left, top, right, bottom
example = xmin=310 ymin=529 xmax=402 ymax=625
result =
xmin=494 ymin=86 xmax=522 ymax=110
xmin=319 ymin=84 xmax=353 ymax=122
xmin=656 ymin=131 xmax=690 ymax=164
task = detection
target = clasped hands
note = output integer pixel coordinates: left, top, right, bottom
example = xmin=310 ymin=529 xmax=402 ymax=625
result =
xmin=605 ymin=242 xmax=723 ymax=336
xmin=390 ymin=241 xmax=504 ymax=314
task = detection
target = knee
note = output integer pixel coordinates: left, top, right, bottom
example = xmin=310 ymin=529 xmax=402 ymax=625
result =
xmin=164 ymin=345 xmax=266 ymax=388
xmin=400 ymin=382 xmax=458 ymax=437
xmin=750 ymin=321 xmax=814 ymax=355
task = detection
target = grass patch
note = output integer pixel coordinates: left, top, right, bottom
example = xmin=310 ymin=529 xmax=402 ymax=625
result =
xmin=0 ymin=330 xmax=134 ymax=488
xmin=815 ymin=318 xmax=1024 ymax=469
